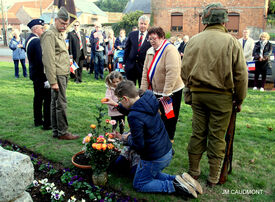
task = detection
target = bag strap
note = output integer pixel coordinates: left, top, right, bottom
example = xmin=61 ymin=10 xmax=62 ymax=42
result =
xmin=26 ymin=36 xmax=39 ymax=53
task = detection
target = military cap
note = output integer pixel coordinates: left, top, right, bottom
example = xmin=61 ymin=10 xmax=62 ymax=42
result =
xmin=202 ymin=3 xmax=228 ymax=25
xmin=27 ymin=19 xmax=45 ymax=29
xmin=57 ymin=6 xmax=70 ymax=21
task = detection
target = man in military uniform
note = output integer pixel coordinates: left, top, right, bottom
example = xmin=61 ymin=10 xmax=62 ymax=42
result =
xmin=41 ymin=7 xmax=79 ymax=140
xmin=181 ymin=3 xmax=248 ymax=187
xmin=26 ymin=19 xmax=51 ymax=130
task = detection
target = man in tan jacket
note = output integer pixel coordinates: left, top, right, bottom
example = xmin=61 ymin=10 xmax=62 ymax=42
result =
xmin=41 ymin=7 xmax=79 ymax=140
xmin=181 ymin=3 xmax=247 ymax=187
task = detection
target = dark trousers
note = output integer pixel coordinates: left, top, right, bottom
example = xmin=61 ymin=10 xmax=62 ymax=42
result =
xmin=126 ymin=63 xmax=142 ymax=87
xmin=88 ymin=51 xmax=94 ymax=74
xmin=254 ymin=61 xmax=267 ymax=88
xmin=155 ymin=89 xmax=183 ymax=140
xmin=14 ymin=59 xmax=27 ymax=78
xmin=33 ymin=81 xmax=51 ymax=127
xmin=111 ymin=115 xmax=125 ymax=134
xmin=75 ymin=50 xmax=85 ymax=82
xmin=94 ymin=51 xmax=105 ymax=79
xmin=51 ymin=75 xmax=68 ymax=137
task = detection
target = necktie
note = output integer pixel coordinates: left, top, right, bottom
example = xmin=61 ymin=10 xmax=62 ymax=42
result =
xmin=77 ymin=32 xmax=83 ymax=50
xmin=138 ymin=33 xmax=143 ymax=52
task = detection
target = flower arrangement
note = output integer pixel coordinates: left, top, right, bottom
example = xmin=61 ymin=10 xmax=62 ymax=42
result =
xmin=81 ymin=104 xmax=120 ymax=175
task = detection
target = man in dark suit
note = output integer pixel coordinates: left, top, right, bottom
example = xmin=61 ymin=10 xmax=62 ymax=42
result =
xmin=26 ymin=19 xmax=51 ymax=130
xmin=124 ymin=15 xmax=151 ymax=87
xmin=67 ymin=20 xmax=87 ymax=83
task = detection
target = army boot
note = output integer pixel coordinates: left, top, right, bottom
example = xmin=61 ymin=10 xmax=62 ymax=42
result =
xmin=188 ymin=153 xmax=202 ymax=180
xmin=207 ymin=157 xmax=223 ymax=187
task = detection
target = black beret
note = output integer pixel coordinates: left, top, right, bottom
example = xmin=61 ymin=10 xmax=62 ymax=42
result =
xmin=27 ymin=19 xmax=45 ymax=29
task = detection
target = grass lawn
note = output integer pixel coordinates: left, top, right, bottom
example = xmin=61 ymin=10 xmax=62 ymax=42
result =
xmin=0 ymin=61 xmax=274 ymax=201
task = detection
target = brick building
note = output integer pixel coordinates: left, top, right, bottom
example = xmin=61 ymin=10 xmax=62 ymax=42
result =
xmin=151 ymin=0 xmax=269 ymax=39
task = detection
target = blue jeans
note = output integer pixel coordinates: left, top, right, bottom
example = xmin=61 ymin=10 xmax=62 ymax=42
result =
xmin=94 ymin=51 xmax=104 ymax=79
xmin=133 ymin=149 xmax=176 ymax=193
xmin=14 ymin=59 xmax=27 ymax=78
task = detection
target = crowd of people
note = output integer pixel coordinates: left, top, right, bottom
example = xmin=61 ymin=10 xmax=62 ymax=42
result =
xmin=6 ymin=2 xmax=274 ymax=199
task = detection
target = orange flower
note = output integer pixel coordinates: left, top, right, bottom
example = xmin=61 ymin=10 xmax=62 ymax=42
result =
xmin=105 ymin=119 xmax=110 ymax=124
xmin=92 ymin=143 xmax=97 ymax=149
xmin=96 ymin=143 xmax=102 ymax=150
xmin=107 ymin=143 xmax=114 ymax=150
xmin=108 ymin=134 xmax=114 ymax=139
xmin=84 ymin=136 xmax=91 ymax=143
xmin=102 ymin=144 xmax=107 ymax=151
xmin=90 ymin=124 xmax=96 ymax=129
xmin=97 ymin=136 xmax=106 ymax=143
xmin=101 ymin=98 xmax=109 ymax=103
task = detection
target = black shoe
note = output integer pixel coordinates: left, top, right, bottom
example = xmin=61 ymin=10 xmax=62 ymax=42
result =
xmin=35 ymin=121 xmax=43 ymax=127
xmin=173 ymin=175 xmax=197 ymax=198
xmin=42 ymin=126 xmax=52 ymax=130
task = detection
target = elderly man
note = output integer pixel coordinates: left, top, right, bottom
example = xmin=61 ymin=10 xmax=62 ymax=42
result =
xmin=67 ymin=20 xmax=87 ymax=83
xmin=181 ymin=3 xmax=248 ymax=187
xmin=26 ymin=19 xmax=51 ymax=130
xmin=89 ymin=21 xmax=106 ymax=80
xmin=238 ymin=29 xmax=254 ymax=63
xmin=123 ymin=15 xmax=151 ymax=87
xmin=41 ymin=7 xmax=79 ymax=140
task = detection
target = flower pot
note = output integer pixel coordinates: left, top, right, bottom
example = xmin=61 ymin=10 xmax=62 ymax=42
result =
xmin=71 ymin=151 xmax=92 ymax=169
xmin=92 ymin=171 xmax=108 ymax=186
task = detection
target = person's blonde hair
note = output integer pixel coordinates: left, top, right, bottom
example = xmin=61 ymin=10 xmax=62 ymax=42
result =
xmin=12 ymin=29 xmax=20 ymax=37
xmin=259 ymin=32 xmax=270 ymax=40
xmin=105 ymin=71 xmax=123 ymax=87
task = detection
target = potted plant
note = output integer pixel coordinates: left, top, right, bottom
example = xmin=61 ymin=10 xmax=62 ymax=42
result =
xmin=71 ymin=104 xmax=120 ymax=186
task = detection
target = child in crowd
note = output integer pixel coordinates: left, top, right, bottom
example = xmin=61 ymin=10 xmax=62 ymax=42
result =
xmin=111 ymin=80 xmax=202 ymax=198
xmin=105 ymin=71 xmax=125 ymax=134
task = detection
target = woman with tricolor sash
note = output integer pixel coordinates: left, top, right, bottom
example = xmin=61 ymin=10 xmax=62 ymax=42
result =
xmin=140 ymin=27 xmax=184 ymax=142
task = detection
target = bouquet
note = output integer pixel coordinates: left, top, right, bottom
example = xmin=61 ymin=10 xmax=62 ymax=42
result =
xmin=82 ymin=104 xmax=119 ymax=175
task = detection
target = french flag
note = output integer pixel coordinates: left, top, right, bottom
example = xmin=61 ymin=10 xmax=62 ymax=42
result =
xmin=159 ymin=97 xmax=175 ymax=119
xmin=247 ymin=61 xmax=255 ymax=71
xmin=70 ymin=61 xmax=79 ymax=74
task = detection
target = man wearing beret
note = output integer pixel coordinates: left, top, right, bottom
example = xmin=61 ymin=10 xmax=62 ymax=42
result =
xmin=26 ymin=19 xmax=51 ymax=130
xmin=41 ymin=7 xmax=79 ymax=140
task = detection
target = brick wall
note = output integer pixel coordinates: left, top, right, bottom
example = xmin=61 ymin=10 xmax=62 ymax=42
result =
xmin=152 ymin=0 xmax=268 ymax=39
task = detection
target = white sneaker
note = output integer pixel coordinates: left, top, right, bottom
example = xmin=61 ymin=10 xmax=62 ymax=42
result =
xmin=253 ymin=87 xmax=257 ymax=90
xmin=182 ymin=172 xmax=203 ymax=194
xmin=174 ymin=175 xmax=197 ymax=198
xmin=260 ymin=87 xmax=264 ymax=92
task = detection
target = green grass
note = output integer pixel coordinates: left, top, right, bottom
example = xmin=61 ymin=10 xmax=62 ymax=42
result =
xmin=0 ymin=61 xmax=274 ymax=201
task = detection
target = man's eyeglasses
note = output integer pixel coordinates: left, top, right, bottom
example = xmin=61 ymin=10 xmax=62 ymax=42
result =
xmin=118 ymin=97 xmax=124 ymax=103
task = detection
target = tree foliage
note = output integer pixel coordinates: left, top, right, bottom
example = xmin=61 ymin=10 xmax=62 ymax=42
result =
xmin=269 ymin=0 xmax=275 ymax=14
xmin=112 ymin=11 xmax=143 ymax=36
xmin=95 ymin=0 xmax=128 ymax=12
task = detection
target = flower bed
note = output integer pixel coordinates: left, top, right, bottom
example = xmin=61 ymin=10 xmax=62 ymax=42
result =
xmin=0 ymin=139 xmax=143 ymax=202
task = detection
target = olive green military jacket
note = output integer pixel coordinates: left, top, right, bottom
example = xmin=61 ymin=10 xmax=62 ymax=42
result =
xmin=181 ymin=24 xmax=248 ymax=105
xmin=41 ymin=25 xmax=70 ymax=84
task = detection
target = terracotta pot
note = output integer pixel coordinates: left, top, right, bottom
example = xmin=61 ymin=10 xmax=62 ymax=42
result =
xmin=92 ymin=171 xmax=108 ymax=186
xmin=71 ymin=151 xmax=92 ymax=169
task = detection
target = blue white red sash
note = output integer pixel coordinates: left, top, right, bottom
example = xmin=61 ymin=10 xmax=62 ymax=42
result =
xmin=147 ymin=40 xmax=171 ymax=89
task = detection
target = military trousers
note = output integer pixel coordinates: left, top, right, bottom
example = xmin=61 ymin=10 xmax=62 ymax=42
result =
xmin=51 ymin=75 xmax=68 ymax=137
xmin=188 ymin=92 xmax=233 ymax=159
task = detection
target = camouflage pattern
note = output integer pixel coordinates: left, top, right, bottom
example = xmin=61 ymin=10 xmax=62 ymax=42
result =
xmin=202 ymin=3 xmax=228 ymax=25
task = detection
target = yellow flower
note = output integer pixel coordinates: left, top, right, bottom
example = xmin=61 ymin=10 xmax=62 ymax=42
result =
xmin=92 ymin=143 xmax=97 ymax=149
xmin=90 ymin=124 xmax=96 ymax=129
xmin=84 ymin=136 xmax=91 ymax=143
xmin=102 ymin=144 xmax=107 ymax=151
xmin=107 ymin=143 xmax=114 ymax=150
xmin=96 ymin=143 xmax=102 ymax=150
